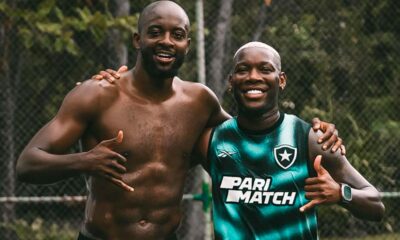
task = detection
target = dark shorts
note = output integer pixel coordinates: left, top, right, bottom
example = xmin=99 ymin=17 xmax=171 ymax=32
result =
xmin=77 ymin=232 xmax=178 ymax=240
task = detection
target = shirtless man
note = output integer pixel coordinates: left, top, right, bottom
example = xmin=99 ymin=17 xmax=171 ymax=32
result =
xmin=16 ymin=1 xmax=342 ymax=239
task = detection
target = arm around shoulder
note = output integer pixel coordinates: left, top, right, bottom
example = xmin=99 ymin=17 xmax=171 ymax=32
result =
xmin=307 ymin=129 xmax=385 ymax=221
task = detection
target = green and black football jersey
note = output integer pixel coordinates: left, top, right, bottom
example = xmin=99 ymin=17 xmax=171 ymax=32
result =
xmin=208 ymin=113 xmax=318 ymax=240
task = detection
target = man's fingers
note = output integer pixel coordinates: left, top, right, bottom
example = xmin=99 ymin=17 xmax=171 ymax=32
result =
xmin=101 ymin=130 xmax=124 ymax=147
xmin=116 ymin=130 xmax=123 ymax=143
xmin=300 ymin=200 xmax=318 ymax=212
xmin=305 ymin=192 xmax=322 ymax=200
xmin=318 ymin=129 xmax=338 ymax=150
xmin=106 ymin=175 xmax=134 ymax=192
xmin=311 ymin=118 xmax=321 ymax=131
xmin=100 ymin=71 xmax=115 ymax=83
xmin=91 ymin=75 xmax=103 ymax=81
xmin=304 ymin=177 xmax=321 ymax=185
xmin=304 ymin=184 xmax=321 ymax=192
xmin=117 ymin=65 xmax=128 ymax=73
xmin=318 ymin=122 xmax=335 ymax=144
xmin=314 ymin=155 xmax=326 ymax=175
xmin=314 ymin=155 xmax=322 ymax=173
xmin=108 ymin=159 xmax=127 ymax=173
xmin=112 ymin=152 xmax=127 ymax=164
xmin=340 ymin=144 xmax=346 ymax=155
xmin=106 ymin=69 xmax=121 ymax=79
xmin=331 ymin=137 xmax=342 ymax=153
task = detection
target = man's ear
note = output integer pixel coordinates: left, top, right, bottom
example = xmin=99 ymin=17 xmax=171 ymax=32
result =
xmin=228 ymin=74 xmax=233 ymax=91
xmin=185 ymin=38 xmax=191 ymax=55
xmin=279 ymin=72 xmax=287 ymax=90
xmin=133 ymin=33 xmax=140 ymax=49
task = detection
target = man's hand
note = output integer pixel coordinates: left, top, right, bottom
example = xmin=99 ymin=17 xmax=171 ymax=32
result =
xmin=312 ymin=118 xmax=346 ymax=155
xmin=91 ymin=65 xmax=128 ymax=83
xmin=299 ymin=155 xmax=341 ymax=212
xmin=84 ymin=130 xmax=134 ymax=192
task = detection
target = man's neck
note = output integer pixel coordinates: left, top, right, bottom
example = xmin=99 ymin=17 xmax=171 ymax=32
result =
xmin=237 ymin=108 xmax=280 ymax=132
xmin=131 ymin=64 xmax=176 ymax=101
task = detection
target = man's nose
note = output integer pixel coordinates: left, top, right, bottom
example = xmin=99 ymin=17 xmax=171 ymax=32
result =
xmin=159 ymin=32 xmax=174 ymax=47
xmin=248 ymin=68 xmax=262 ymax=81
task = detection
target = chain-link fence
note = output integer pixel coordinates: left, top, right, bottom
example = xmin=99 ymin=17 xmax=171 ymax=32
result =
xmin=1 ymin=0 xmax=399 ymax=239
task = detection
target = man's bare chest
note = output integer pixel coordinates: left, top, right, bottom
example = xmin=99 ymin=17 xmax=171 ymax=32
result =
xmin=91 ymin=99 xmax=209 ymax=155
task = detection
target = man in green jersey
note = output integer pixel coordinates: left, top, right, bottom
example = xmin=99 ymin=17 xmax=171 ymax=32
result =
xmin=194 ymin=42 xmax=385 ymax=239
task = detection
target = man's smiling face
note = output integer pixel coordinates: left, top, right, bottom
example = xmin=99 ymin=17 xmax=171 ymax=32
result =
xmin=135 ymin=2 xmax=190 ymax=79
xmin=230 ymin=47 xmax=286 ymax=116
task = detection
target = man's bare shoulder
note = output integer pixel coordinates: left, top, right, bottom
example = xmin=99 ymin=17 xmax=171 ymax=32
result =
xmin=176 ymin=78 xmax=217 ymax=100
xmin=308 ymin=129 xmax=345 ymax=169
xmin=71 ymin=79 xmax=120 ymax=103
xmin=59 ymin=78 xmax=120 ymax=118
xmin=175 ymin=78 xmax=230 ymax=125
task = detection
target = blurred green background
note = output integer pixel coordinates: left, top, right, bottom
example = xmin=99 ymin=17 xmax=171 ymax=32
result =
xmin=1 ymin=0 xmax=399 ymax=239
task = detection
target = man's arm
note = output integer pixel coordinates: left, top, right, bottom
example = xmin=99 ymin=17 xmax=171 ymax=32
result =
xmin=16 ymin=81 xmax=133 ymax=191
xmin=91 ymin=67 xmax=344 ymax=150
xmin=200 ymin=85 xmax=231 ymax=128
xmin=300 ymin=130 xmax=385 ymax=221
xmin=192 ymin=127 xmax=213 ymax=171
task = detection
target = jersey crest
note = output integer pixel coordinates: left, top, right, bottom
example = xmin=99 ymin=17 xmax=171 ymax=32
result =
xmin=274 ymin=145 xmax=297 ymax=169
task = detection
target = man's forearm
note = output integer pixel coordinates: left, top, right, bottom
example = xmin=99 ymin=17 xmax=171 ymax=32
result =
xmin=342 ymin=186 xmax=385 ymax=221
xmin=16 ymin=148 xmax=86 ymax=184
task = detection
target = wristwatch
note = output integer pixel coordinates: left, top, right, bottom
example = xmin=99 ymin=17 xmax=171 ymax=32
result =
xmin=340 ymin=183 xmax=352 ymax=203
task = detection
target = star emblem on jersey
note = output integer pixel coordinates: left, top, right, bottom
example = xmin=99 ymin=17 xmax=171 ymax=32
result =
xmin=274 ymin=145 xmax=297 ymax=169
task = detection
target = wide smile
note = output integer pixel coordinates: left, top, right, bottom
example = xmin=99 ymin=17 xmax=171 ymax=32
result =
xmin=242 ymin=88 xmax=266 ymax=99
xmin=154 ymin=51 xmax=176 ymax=64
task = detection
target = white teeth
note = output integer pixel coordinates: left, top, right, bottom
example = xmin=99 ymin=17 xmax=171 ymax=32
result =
xmin=246 ymin=90 xmax=262 ymax=94
xmin=157 ymin=53 xmax=172 ymax=58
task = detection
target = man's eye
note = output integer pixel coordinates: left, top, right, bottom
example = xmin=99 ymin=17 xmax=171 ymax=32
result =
xmin=148 ymin=30 xmax=160 ymax=36
xmin=174 ymin=32 xmax=185 ymax=40
xmin=261 ymin=68 xmax=272 ymax=73
xmin=235 ymin=68 xmax=248 ymax=74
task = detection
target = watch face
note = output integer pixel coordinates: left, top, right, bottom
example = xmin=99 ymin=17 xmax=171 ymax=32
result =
xmin=343 ymin=184 xmax=352 ymax=201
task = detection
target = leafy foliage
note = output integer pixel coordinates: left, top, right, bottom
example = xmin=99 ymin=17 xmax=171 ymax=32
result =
xmin=1 ymin=218 xmax=76 ymax=240
xmin=1 ymin=0 xmax=398 ymax=238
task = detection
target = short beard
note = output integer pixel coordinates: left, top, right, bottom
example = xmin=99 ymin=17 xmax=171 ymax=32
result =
xmin=140 ymin=49 xmax=185 ymax=79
